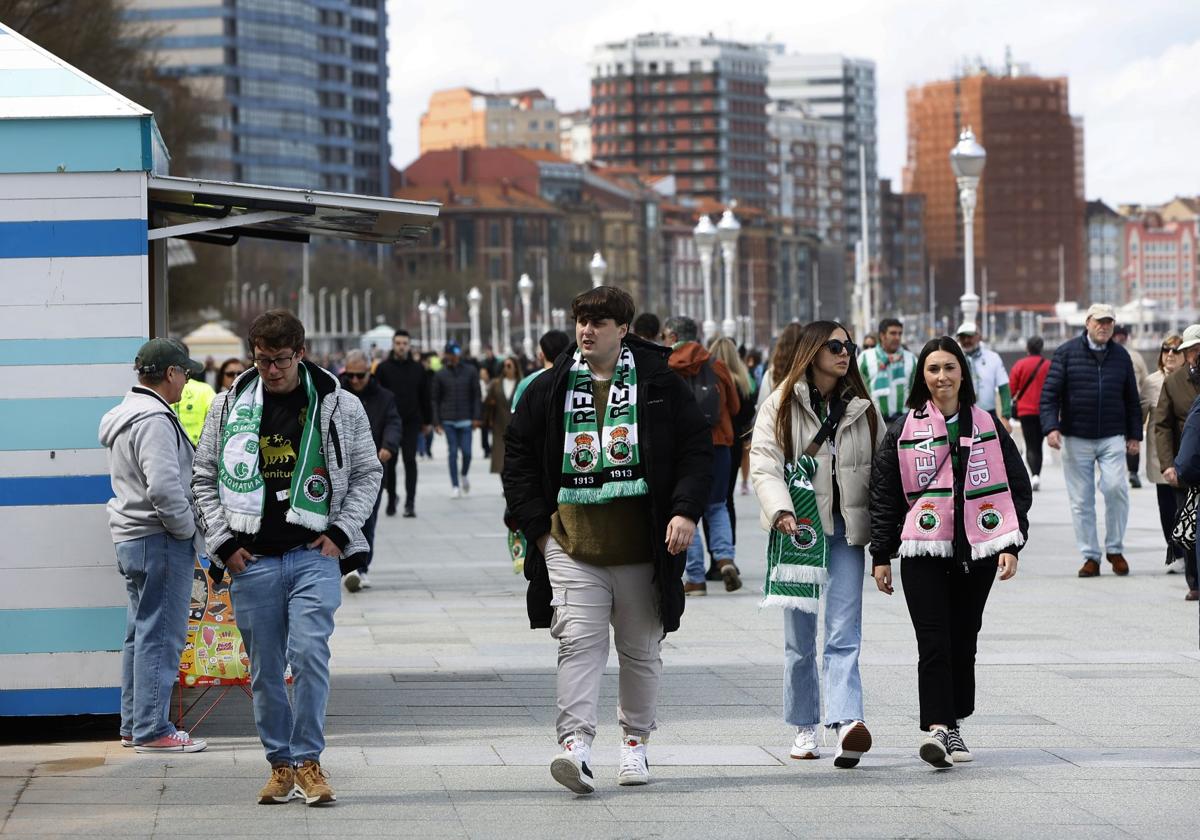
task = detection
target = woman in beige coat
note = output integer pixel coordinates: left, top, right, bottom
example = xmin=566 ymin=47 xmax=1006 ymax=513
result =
xmin=1142 ymin=334 xmax=1192 ymax=584
xmin=750 ymin=320 xmax=882 ymax=769
xmin=483 ymin=356 xmax=521 ymax=473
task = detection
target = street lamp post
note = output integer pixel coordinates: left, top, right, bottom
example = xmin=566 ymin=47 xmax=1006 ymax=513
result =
xmin=589 ymin=252 xmax=607 ymax=289
xmin=437 ymin=292 xmax=449 ymax=347
xmin=949 ymin=127 xmax=986 ymax=329
xmin=418 ymin=301 xmax=429 ymax=351
xmin=717 ymin=208 xmax=741 ymax=339
xmin=363 ymin=289 xmax=373 ymax=329
xmin=340 ymin=287 xmax=350 ymax=336
xmin=501 ymin=307 xmax=512 ymax=355
xmin=318 ymin=287 xmax=328 ymax=335
xmin=518 ymin=273 xmax=535 ymax=358
xmin=693 ymin=215 xmax=717 ymax=341
xmin=467 ymin=287 xmax=483 ymax=358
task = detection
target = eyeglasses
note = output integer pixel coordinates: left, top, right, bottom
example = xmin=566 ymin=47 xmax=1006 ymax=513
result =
xmin=223 ymin=369 xmax=244 ymax=379
xmin=253 ymin=352 xmax=297 ymax=371
xmin=823 ymin=339 xmax=857 ymax=357
xmin=1163 ymin=346 xmax=1183 ymax=355
xmin=344 ymin=371 xmax=368 ymax=380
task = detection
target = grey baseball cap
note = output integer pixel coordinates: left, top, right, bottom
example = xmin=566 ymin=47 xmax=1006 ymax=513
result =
xmin=135 ymin=338 xmax=201 ymax=377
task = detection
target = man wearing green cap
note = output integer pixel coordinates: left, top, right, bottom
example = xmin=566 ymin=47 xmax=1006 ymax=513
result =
xmin=99 ymin=337 xmax=208 ymax=754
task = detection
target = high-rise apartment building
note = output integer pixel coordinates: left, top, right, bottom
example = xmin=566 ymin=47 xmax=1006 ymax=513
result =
xmin=767 ymin=50 xmax=878 ymax=261
xmin=1085 ymin=200 xmax=1124 ymax=306
xmin=419 ymin=88 xmax=561 ymax=154
xmin=879 ymin=179 xmax=927 ymax=317
xmin=127 ymin=0 xmax=390 ymax=195
xmin=766 ymin=101 xmax=845 ymax=244
xmin=904 ymin=61 xmax=1084 ymax=315
xmin=589 ymin=33 xmax=770 ymax=209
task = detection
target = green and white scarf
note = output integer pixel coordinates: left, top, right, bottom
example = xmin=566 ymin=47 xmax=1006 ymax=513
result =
xmin=762 ymin=454 xmax=829 ymax=612
xmin=218 ymin=366 xmax=330 ymax=534
xmin=558 ymin=344 xmax=648 ymax=504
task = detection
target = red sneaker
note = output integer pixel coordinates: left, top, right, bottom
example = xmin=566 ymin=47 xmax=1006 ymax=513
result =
xmin=134 ymin=730 xmax=207 ymax=753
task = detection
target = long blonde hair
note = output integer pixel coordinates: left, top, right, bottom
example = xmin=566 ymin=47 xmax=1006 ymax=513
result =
xmin=708 ymin=336 xmax=751 ymax=397
xmin=773 ymin=320 xmax=877 ymax=463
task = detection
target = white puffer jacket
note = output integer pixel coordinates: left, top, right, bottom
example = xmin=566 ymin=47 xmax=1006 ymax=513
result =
xmin=750 ymin=381 xmax=882 ymax=546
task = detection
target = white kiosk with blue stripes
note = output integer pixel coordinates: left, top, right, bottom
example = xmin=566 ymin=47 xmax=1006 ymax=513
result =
xmin=0 ymin=23 xmax=438 ymax=716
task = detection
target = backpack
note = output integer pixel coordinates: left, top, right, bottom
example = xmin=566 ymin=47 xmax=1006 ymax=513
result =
xmin=689 ymin=359 xmax=721 ymax=428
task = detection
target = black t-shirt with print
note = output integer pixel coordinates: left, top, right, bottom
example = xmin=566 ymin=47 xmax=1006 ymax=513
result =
xmin=245 ymin=385 xmax=320 ymax=555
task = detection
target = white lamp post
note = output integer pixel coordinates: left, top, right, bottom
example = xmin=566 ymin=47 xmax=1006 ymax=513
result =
xmin=501 ymin=307 xmax=512 ymax=356
xmin=418 ymin=301 xmax=429 ymax=351
xmin=717 ymin=207 xmax=741 ymax=339
xmin=339 ymin=287 xmax=350 ymax=335
xmin=518 ymin=273 xmax=535 ymax=358
xmin=589 ymin=251 xmax=607 ymax=288
xmin=437 ymin=292 xmax=449 ymax=347
xmin=467 ymin=287 xmax=483 ymax=358
xmin=693 ymin=215 xmax=717 ymax=341
xmin=318 ymin=287 xmax=328 ymax=335
xmin=949 ymin=127 xmax=986 ymax=329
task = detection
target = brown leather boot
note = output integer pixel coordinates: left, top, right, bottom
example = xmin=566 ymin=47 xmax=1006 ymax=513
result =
xmin=683 ymin=581 xmax=707 ymax=596
xmin=1106 ymin=553 xmax=1129 ymax=576
xmin=1078 ymin=559 xmax=1101 ymax=578
xmin=716 ymin=559 xmax=742 ymax=592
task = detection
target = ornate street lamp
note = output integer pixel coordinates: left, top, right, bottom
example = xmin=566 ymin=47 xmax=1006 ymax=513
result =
xmin=501 ymin=307 xmax=512 ymax=356
xmin=467 ymin=287 xmax=483 ymax=358
xmin=418 ymin=300 xmax=429 ymax=351
xmin=693 ymin=215 xmax=717 ymax=341
xmin=949 ymin=127 xmax=986 ymax=329
xmin=589 ymin=251 xmax=607 ymax=288
xmin=518 ymin=273 xmax=535 ymax=358
xmin=436 ymin=292 xmax=449 ymax=347
xmin=717 ymin=208 xmax=741 ymax=339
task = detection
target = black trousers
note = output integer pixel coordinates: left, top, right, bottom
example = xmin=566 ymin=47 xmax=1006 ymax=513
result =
xmin=900 ymin=557 xmax=996 ymax=731
xmin=1127 ymin=450 xmax=1140 ymax=476
xmin=1017 ymin=414 xmax=1044 ymax=477
xmin=384 ymin=418 xmax=421 ymax=509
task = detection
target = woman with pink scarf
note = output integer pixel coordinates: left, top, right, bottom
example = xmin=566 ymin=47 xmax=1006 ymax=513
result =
xmin=868 ymin=337 xmax=1031 ymax=769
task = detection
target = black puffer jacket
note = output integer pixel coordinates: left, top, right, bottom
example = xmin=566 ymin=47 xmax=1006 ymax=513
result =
xmin=869 ymin=409 xmax=1032 ymax=568
xmin=1039 ymin=331 xmax=1141 ymax=440
xmin=339 ymin=376 xmax=402 ymax=456
xmin=502 ymin=334 xmax=713 ymax=632
xmin=432 ymin=361 xmax=480 ymax=424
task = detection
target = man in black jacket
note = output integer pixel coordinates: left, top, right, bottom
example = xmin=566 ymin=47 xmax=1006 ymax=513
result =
xmin=340 ymin=350 xmax=401 ymax=592
xmin=374 ymin=330 xmax=431 ymax=517
xmin=432 ymin=342 xmax=480 ymax=498
xmin=1040 ymin=304 xmax=1142 ymax=577
xmin=502 ymin=286 xmax=712 ymax=795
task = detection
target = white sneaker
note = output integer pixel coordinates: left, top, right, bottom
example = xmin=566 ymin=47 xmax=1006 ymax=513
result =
xmin=618 ymin=735 xmax=650 ymax=785
xmin=1031 ymin=474 xmax=1040 ymax=491
xmin=1167 ymin=558 xmax=1185 ymax=575
xmin=462 ymin=476 xmax=471 ymax=495
xmin=357 ymin=571 xmax=372 ymax=590
xmin=342 ymin=570 xmax=362 ymax=593
xmin=550 ymin=735 xmax=595 ymax=794
xmin=834 ymin=720 xmax=872 ymax=768
xmin=790 ymin=725 xmax=820 ymax=760
xmin=450 ymin=486 xmax=462 ymax=499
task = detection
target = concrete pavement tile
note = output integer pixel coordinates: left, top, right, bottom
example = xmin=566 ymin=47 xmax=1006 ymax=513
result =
xmin=1046 ymin=748 xmax=1200 ymax=768
xmin=362 ymin=746 xmax=502 ymax=766
xmin=938 ymin=821 xmax=1132 ymax=840
xmin=492 ymin=744 xmax=781 ymax=767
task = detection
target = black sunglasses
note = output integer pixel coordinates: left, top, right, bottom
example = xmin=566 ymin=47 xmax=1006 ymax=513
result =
xmin=345 ymin=371 xmax=368 ymax=379
xmin=1163 ymin=346 xmax=1183 ymax=354
xmin=824 ymin=339 xmax=857 ymax=356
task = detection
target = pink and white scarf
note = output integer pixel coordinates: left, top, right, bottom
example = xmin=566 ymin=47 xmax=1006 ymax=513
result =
xmin=898 ymin=403 xmax=1024 ymax=559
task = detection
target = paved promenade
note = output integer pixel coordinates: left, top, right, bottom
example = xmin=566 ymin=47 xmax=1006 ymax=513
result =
xmin=2 ymin=445 xmax=1199 ymax=839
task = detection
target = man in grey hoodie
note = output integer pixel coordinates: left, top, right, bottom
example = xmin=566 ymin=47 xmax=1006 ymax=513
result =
xmin=99 ymin=338 xmax=208 ymax=754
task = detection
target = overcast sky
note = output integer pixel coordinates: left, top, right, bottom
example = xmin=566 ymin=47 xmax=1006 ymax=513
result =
xmin=387 ymin=0 xmax=1199 ymax=206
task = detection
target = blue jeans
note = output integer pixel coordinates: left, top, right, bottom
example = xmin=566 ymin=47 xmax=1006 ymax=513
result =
xmin=230 ymin=547 xmax=341 ymax=766
xmin=444 ymin=420 xmax=473 ymax=487
xmin=1062 ymin=434 xmax=1129 ymax=558
xmin=782 ymin=514 xmax=865 ymax=727
xmin=115 ymin=532 xmax=195 ymax=743
xmin=685 ymin=445 xmax=734 ymax=583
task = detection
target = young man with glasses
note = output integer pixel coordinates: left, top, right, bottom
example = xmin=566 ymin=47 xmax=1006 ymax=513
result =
xmin=192 ymin=310 xmax=382 ymax=805
xmin=100 ymin=338 xmax=208 ymax=754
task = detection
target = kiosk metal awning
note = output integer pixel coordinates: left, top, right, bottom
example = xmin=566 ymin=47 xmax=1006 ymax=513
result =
xmin=147 ymin=175 xmax=440 ymax=246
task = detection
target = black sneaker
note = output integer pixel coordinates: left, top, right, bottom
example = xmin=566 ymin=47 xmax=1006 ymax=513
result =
xmin=403 ymin=506 xmax=416 ymax=518
xmin=919 ymin=728 xmax=954 ymax=769
xmin=947 ymin=727 xmax=972 ymax=763
xmin=1130 ymin=474 xmax=1142 ymax=489
xmin=385 ymin=498 xmax=397 ymax=517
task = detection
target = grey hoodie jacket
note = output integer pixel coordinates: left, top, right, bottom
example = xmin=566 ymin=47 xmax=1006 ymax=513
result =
xmin=191 ymin=362 xmax=383 ymax=565
xmin=99 ymin=387 xmax=197 ymax=543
